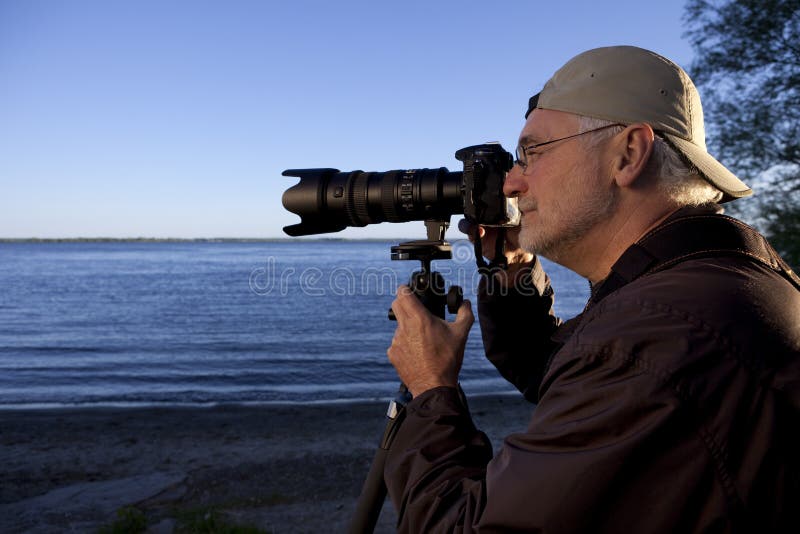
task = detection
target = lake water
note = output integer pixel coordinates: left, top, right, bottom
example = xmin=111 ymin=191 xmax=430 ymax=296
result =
xmin=0 ymin=240 xmax=588 ymax=408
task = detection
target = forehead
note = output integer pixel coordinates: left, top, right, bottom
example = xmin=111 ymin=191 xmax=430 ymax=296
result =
xmin=518 ymin=108 xmax=580 ymax=144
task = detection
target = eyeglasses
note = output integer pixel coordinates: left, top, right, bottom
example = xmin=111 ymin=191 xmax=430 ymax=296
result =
xmin=514 ymin=123 xmax=623 ymax=170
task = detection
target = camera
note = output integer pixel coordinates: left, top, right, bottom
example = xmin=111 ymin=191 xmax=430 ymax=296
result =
xmin=281 ymin=143 xmax=520 ymax=237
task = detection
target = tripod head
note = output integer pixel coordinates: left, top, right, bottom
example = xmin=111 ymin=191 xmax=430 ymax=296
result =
xmin=389 ymin=219 xmax=463 ymax=320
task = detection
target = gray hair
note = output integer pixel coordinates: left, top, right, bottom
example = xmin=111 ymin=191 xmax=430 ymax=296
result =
xmin=577 ymin=116 xmax=723 ymax=206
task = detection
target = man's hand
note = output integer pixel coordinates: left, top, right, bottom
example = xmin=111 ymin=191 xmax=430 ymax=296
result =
xmin=458 ymin=219 xmax=534 ymax=288
xmin=387 ymin=285 xmax=474 ymax=397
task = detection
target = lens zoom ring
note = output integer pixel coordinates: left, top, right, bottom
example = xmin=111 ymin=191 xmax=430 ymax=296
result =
xmin=382 ymin=172 xmax=403 ymax=222
xmin=347 ymin=172 xmax=371 ymax=226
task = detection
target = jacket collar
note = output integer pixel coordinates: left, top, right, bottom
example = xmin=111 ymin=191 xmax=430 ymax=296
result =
xmin=587 ymin=204 xmax=724 ymax=308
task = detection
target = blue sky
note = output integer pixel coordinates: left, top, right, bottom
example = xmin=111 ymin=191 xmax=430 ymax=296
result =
xmin=0 ymin=0 xmax=694 ymax=239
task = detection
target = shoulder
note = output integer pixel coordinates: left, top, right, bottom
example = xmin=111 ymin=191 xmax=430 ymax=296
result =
xmin=597 ymin=256 xmax=798 ymax=349
xmin=549 ymin=255 xmax=800 ymax=389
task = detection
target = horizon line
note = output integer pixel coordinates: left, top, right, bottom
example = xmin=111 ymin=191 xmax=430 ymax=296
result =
xmin=0 ymin=236 xmax=420 ymax=243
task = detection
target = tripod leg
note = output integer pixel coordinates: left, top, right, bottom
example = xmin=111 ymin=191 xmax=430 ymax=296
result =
xmin=350 ymin=249 xmax=450 ymax=532
xmin=348 ymin=448 xmax=389 ymax=533
xmin=348 ymin=386 xmax=412 ymax=533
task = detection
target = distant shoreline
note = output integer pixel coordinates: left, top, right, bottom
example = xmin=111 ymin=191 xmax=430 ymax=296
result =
xmin=0 ymin=389 xmax=520 ymax=412
xmin=0 ymin=237 xmax=415 ymax=243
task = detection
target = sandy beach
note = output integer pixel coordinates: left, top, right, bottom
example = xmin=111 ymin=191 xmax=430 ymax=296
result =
xmin=1 ymin=393 xmax=533 ymax=533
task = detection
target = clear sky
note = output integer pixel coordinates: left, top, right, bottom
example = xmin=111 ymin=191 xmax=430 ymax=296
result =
xmin=0 ymin=0 xmax=694 ymax=239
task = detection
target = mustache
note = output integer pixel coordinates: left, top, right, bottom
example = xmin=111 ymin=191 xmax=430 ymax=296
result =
xmin=518 ymin=199 xmax=537 ymax=213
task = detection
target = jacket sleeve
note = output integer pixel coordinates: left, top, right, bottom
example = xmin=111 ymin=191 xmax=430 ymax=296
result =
xmin=477 ymin=256 xmax=561 ymax=401
xmin=383 ymin=386 xmax=493 ymax=533
xmin=384 ymin=343 xmax=696 ymax=533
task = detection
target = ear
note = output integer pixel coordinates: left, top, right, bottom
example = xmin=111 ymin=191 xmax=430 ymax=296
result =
xmin=610 ymin=123 xmax=655 ymax=188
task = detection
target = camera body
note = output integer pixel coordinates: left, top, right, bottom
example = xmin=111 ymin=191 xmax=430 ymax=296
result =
xmin=457 ymin=143 xmax=518 ymax=228
xmin=281 ymin=142 xmax=519 ymax=237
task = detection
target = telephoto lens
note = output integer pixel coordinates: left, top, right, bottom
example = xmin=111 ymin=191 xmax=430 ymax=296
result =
xmin=281 ymin=167 xmax=463 ymax=236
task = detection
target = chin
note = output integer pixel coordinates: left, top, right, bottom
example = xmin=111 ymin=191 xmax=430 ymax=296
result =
xmin=518 ymin=226 xmax=542 ymax=255
xmin=520 ymin=223 xmax=565 ymax=259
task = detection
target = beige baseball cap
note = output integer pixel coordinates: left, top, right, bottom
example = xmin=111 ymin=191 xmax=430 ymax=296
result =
xmin=527 ymin=45 xmax=752 ymax=202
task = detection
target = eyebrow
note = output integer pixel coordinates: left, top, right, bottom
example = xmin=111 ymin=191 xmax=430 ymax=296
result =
xmin=518 ymin=134 xmax=545 ymax=146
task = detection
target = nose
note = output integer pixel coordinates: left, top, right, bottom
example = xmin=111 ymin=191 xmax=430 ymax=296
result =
xmin=503 ymin=164 xmax=527 ymax=198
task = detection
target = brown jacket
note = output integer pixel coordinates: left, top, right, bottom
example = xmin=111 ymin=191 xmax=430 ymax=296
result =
xmin=384 ymin=211 xmax=800 ymax=533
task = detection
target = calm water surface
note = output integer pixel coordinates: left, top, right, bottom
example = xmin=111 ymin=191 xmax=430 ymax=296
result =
xmin=0 ymin=241 xmax=588 ymax=408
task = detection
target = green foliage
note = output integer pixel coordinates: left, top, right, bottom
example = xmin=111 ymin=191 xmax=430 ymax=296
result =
xmin=684 ymin=0 xmax=800 ymax=267
xmin=174 ymin=507 xmax=270 ymax=534
xmin=98 ymin=505 xmax=272 ymax=534
xmin=98 ymin=506 xmax=147 ymax=534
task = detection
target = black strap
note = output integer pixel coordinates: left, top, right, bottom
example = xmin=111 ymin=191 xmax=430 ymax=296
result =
xmin=589 ymin=215 xmax=800 ymax=307
xmin=473 ymin=227 xmax=509 ymax=275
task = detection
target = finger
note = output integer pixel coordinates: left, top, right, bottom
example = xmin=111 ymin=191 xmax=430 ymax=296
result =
xmin=458 ymin=219 xmax=489 ymax=241
xmin=397 ymin=284 xmax=412 ymax=296
xmin=392 ymin=284 xmax=428 ymax=322
xmin=457 ymin=218 xmax=473 ymax=236
xmin=387 ymin=325 xmax=406 ymax=357
xmin=390 ymin=285 xmax=412 ymax=319
xmin=386 ymin=337 xmax=399 ymax=363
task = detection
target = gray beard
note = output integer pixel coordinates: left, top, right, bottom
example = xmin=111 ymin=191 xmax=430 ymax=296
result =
xmin=519 ymin=188 xmax=618 ymax=262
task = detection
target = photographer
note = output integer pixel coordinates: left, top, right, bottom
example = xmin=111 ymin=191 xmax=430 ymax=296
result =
xmin=385 ymin=46 xmax=800 ymax=533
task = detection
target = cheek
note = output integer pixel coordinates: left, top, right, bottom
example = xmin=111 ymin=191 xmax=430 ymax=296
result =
xmin=527 ymin=161 xmax=560 ymax=199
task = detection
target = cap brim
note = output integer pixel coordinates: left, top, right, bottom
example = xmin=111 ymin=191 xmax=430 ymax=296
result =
xmin=663 ymin=134 xmax=753 ymax=203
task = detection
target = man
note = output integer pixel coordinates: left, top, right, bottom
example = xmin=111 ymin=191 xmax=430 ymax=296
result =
xmin=385 ymin=46 xmax=800 ymax=532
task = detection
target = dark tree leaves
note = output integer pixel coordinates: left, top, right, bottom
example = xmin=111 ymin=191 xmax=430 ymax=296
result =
xmin=685 ymin=0 xmax=800 ymax=267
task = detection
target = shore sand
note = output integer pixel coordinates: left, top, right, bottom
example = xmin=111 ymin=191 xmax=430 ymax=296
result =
xmin=1 ymin=393 xmax=533 ymax=533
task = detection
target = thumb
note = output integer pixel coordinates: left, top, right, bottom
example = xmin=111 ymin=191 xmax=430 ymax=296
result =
xmin=454 ymin=299 xmax=474 ymax=331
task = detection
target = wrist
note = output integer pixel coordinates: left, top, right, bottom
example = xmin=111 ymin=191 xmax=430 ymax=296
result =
xmin=408 ymin=378 xmax=457 ymax=398
xmin=408 ymin=383 xmax=459 ymax=399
